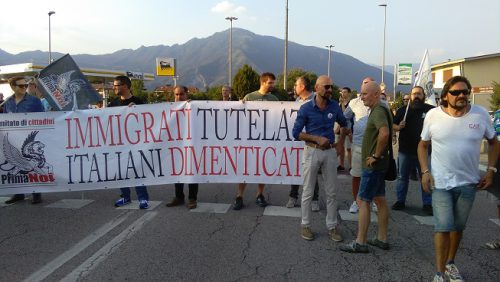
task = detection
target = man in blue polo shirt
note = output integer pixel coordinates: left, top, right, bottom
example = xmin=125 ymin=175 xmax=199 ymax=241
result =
xmin=293 ymin=75 xmax=347 ymax=242
xmin=3 ymin=76 xmax=44 ymax=204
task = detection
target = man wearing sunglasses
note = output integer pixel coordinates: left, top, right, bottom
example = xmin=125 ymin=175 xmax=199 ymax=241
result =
xmin=392 ymin=86 xmax=435 ymax=215
xmin=109 ymin=75 xmax=150 ymax=210
xmin=4 ymin=76 xmax=44 ymax=204
xmin=292 ymin=75 xmax=347 ymax=242
xmin=418 ymin=76 xmax=499 ymax=282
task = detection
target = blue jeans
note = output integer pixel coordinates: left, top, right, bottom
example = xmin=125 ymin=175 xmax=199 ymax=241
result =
xmin=395 ymin=152 xmax=431 ymax=205
xmin=358 ymin=168 xmax=386 ymax=202
xmin=120 ymin=186 xmax=149 ymax=201
xmin=432 ymin=184 xmax=476 ymax=232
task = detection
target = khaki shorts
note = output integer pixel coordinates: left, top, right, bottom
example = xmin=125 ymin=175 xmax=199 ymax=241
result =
xmin=335 ymin=134 xmax=352 ymax=149
xmin=350 ymin=144 xmax=362 ymax=177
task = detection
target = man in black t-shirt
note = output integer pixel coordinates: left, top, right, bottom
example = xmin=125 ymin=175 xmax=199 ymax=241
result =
xmin=392 ymin=86 xmax=434 ymax=214
xmin=109 ymin=75 xmax=150 ymax=209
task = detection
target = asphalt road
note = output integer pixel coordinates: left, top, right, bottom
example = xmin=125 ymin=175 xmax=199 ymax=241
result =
xmin=0 ymin=172 xmax=499 ymax=282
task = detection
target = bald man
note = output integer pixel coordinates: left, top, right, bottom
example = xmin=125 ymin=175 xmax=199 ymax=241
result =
xmin=292 ymin=75 xmax=348 ymax=242
xmin=340 ymin=81 xmax=392 ymax=253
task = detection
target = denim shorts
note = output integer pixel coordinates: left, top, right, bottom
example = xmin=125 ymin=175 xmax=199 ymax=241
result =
xmin=432 ymin=184 xmax=476 ymax=232
xmin=358 ymin=168 xmax=386 ymax=202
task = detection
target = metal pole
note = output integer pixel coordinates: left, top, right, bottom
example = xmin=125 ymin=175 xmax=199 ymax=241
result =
xmin=326 ymin=45 xmax=334 ymax=78
xmin=393 ymin=64 xmax=397 ymax=100
xmin=225 ymin=17 xmax=237 ymax=87
xmin=379 ymin=4 xmax=387 ymax=85
xmin=48 ymin=11 xmax=55 ymax=63
xmin=283 ymin=0 xmax=288 ymax=90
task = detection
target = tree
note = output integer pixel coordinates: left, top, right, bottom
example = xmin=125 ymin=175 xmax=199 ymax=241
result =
xmin=276 ymin=68 xmax=318 ymax=93
xmin=490 ymin=81 xmax=500 ymax=111
xmin=131 ymin=80 xmax=149 ymax=102
xmin=232 ymin=64 xmax=260 ymax=100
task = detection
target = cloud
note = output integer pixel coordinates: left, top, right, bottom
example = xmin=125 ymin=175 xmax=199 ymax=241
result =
xmin=211 ymin=1 xmax=246 ymax=14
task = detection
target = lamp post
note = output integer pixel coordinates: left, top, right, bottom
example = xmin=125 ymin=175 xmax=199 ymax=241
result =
xmin=48 ymin=11 xmax=55 ymax=64
xmin=379 ymin=4 xmax=387 ymax=86
xmin=283 ymin=0 xmax=289 ymax=90
xmin=225 ymin=16 xmax=237 ymax=87
xmin=326 ymin=44 xmax=334 ymax=78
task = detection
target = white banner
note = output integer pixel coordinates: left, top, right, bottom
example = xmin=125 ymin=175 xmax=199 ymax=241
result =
xmin=0 ymin=101 xmax=305 ymax=195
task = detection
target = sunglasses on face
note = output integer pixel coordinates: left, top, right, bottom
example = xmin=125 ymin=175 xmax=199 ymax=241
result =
xmin=448 ymin=89 xmax=470 ymax=96
xmin=323 ymin=84 xmax=333 ymax=90
xmin=16 ymin=84 xmax=28 ymax=88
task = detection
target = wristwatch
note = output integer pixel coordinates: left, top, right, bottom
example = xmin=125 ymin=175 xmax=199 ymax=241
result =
xmin=487 ymin=166 xmax=498 ymax=173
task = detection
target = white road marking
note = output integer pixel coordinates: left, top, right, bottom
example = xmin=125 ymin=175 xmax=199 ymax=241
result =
xmin=23 ymin=212 xmax=131 ymax=282
xmin=264 ymin=205 xmax=301 ymax=218
xmin=46 ymin=199 xmax=94 ymax=209
xmin=61 ymin=211 xmax=158 ymax=282
xmin=189 ymin=202 xmax=231 ymax=213
xmin=115 ymin=200 xmax=162 ymax=210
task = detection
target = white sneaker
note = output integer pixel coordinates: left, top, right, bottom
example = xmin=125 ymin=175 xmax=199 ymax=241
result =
xmin=311 ymin=200 xmax=320 ymax=212
xmin=286 ymin=197 xmax=297 ymax=208
xmin=349 ymin=201 xmax=359 ymax=213
xmin=372 ymin=203 xmax=378 ymax=213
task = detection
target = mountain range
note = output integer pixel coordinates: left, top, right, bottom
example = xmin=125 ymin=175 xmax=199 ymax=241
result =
xmin=0 ymin=28 xmax=395 ymax=91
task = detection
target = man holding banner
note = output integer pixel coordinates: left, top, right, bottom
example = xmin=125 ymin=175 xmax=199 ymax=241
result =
xmin=232 ymin=72 xmax=278 ymax=210
xmin=292 ymin=75 xmax=347 ymax=242
xmin=3 ymin=76 xmax=44 ymax=204
xmin=109 ymin=75 xmax=150 ymax=209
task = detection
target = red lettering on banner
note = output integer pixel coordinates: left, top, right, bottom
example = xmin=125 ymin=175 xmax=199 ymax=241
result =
xmin=159 ymin=110 xmax=174 ymax=141
xmin=277 ymin=147 xmax=291 ymax=176
xmin=124 ymin=113 xmax=140 ymax=144
xmin=262 ymin=147 xmax=277 ymax=176
xmin=290 ymin=147 xmax=303 ymax=176
xmin=169 ymin=147 xmax=184 ymax=175
xmin=254 ymin=146 xmax=261 ymax=176
xmin=238 ymin=146 xmax=254 ymax=176
xmin=223 ymin=146 xmax=238 ymax=175
xmin=209 ymin=146 xmax=222 ymax=175
xmin=170 ymin=109 xmax=185 ymax=140
xmin=141 ymin=112 xmax=159 ymax=143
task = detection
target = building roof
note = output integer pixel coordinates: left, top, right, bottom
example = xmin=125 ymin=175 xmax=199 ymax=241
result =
xmin=432 ymin=52 xmax=500 ymax=69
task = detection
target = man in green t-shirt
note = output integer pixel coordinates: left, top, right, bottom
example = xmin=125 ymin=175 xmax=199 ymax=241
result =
xmin=340 ymin=81 xmax=392 ymax=253
xmin=233 ymin=72 xmax=278 ymax=210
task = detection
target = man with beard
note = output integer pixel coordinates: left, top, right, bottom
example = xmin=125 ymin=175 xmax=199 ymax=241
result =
xmin=418 ymin=76 xmax=498 ymax=281
xmin=292 ymin=75 xmax=347 ymax=242
xmin=232 ymin=72 xmax=278 ymax=210
xmin=391 ymin=86 xmax=435 ymax=215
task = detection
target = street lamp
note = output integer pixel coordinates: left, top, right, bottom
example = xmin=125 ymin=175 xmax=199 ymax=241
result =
xmin=326 ymin=44 xmax=334 ymax=78
xmin=379 ymin=4 xmax=387 ymax=86
xmin=48 ymin=11 xmax=55 ymax=64
xmin=225 ymin=16 xmax=237 ymax=87
xmin=283 ymin=0 xmax=289 ymax=90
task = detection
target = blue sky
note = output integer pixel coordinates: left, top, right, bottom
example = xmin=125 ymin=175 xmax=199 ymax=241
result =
xmin=1 ymin=0 xmax=499 ymax=67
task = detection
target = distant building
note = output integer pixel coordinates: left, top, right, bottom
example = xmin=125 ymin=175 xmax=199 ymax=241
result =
xmin=0 ymin=63 xmax=154 ymax=106
xmin=432 ymin=53 xmax=500 ymax=110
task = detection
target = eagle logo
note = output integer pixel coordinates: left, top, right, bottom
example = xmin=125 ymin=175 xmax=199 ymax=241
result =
xmin=0 ymin=131 xmax=53 ymax=175
xmin=41 ymin=70 xmax=86 ymax=109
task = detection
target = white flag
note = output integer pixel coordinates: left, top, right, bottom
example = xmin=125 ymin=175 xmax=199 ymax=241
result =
xmin=414 ymin=49 xmax=436 ymax=106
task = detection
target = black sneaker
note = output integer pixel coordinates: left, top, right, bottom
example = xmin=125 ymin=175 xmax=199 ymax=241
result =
xmin=233 ymin=196 xmax=244 ymax=210
xmin=337 ymin=165 xmax=345 ymax=171
xmin=367 ymin=238 xmax=390 ymax=250
xmin=5 ymin=194 xmax=25 ymax=204
xmin=339 ymin=240 xmax=369 ymax=253
xmin=391 ymin=201 xmax=405 ymax=210
xmin=422 ymin=204 xmax=433 ymax=216
xmin=255 ymin=194 xmax=268 ymax=207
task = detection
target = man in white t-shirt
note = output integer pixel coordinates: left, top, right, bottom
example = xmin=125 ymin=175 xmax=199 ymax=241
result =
xmin=418 ymin=76 xmax=499 ymax=282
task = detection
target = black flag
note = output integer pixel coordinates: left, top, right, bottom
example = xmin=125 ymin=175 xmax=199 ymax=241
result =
xmin=37 ymin=54 xmax=102 ymax=110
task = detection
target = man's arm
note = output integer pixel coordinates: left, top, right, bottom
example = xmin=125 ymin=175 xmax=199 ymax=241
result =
xmin=418 ymin=140 xmax=433 ymax=192
xmin=478 ymin=137 xmax=500 ymax=189
xmin=298 ymin=132 xmax=330 ymax=147
xmin=365 ymin=126 xmax=389 ymax=167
